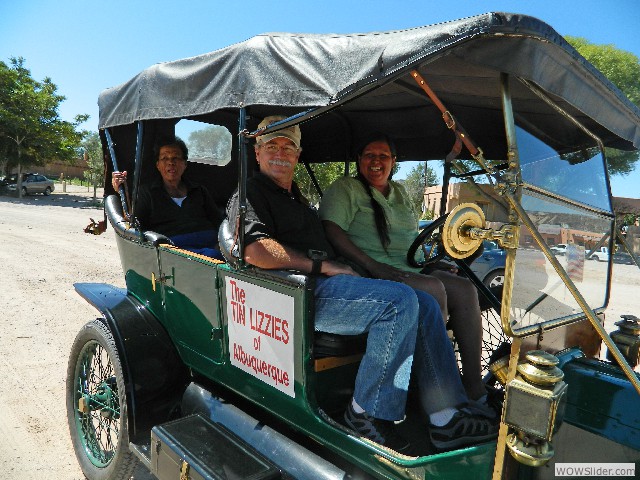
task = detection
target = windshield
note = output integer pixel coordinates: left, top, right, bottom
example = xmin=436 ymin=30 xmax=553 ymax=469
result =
xmin=508 ymin=119 xmax=614 ymax=333
xmin=517 ymin=127 xmax=611 ymax=212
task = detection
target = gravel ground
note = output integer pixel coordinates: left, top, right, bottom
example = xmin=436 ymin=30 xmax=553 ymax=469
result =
xmin=0 ymin=184 xmax=152 ymax=479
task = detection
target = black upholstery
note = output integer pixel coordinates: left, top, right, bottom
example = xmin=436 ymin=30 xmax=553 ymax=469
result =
xmin=314 ymin=332 xmax=368 ymax=358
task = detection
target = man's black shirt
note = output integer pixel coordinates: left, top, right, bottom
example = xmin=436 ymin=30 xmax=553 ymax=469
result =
xmin=226 ymin=173 xmax=335 ymax=258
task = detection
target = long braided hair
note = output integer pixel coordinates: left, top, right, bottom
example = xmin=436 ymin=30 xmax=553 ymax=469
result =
xmin=354 ymin=133 xmax=397 ymax=253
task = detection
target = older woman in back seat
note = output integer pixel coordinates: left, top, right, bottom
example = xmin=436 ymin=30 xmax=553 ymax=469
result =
xmin=112 ymin=135 xmax=224 ymax=259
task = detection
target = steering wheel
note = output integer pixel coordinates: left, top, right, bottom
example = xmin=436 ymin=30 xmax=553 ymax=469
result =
xmin=406 ymin=214 xmax=449 ymax=268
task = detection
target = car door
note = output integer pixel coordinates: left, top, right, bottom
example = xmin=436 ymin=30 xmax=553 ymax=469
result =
xmin=34 ymin=175 xmax=46 ymax=193
xmin=24 ymin=175 xmax=36 ymax=194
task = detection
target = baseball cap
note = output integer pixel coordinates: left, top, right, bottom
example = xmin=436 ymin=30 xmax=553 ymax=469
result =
xmin=256 ymin=115 xmax=301 ymax=148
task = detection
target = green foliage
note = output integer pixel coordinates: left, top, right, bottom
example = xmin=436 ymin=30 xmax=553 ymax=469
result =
xmin=567 ymin=37 xmax=640 ymax=177
xmin=82 ymin=132 xmax=104 ymax=188
xmin=567 ymin=36 xmax=640 ymax=106
xmin=400 ymin=162 xmax=438 ymax=219
xmin=294 ymin=162 xmax=354 ymax=205
xmin=0 ymin=57 xmax=88 ymax=178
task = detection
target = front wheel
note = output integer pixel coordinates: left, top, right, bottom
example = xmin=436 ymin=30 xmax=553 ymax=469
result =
xmin=44 ymin=186 xmax=52 ymax=196
xmin=483 ymin=268 xmax=505 ymax=288
xmin=66 ymin=320 xmax=138 ymax=480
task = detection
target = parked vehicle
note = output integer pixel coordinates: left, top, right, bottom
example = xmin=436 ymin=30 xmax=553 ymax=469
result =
xmin=1 ymin=173 xmax=55 ymax=196
xmin=550 ymin=244 xmax=568 ymax=256
xmin=67 ymin=12 xmax=640 ymax=480
xmin=472 ymin=241 xmax=506 ymax=288
xmin=589 ymin=246 xmax=612 ymax=262
xmin=418 ymin=219 xmax=434 ymax=230
xmin=589 ymin=246 xmax=635 ymax=264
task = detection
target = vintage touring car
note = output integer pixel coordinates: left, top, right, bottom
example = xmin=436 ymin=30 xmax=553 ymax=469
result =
xmin=67 ymin=12 xmax=640 ymax=480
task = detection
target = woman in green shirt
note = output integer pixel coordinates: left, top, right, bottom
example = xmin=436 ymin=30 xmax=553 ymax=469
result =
xmin=319 ymin=133 xmax=489 ymax=406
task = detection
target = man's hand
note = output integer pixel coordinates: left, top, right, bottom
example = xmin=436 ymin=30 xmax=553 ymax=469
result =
xmin=321 ymin=260 xmax=360 ymax=277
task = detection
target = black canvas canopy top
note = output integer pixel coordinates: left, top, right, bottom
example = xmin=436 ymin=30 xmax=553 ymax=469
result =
xmin=98 ymin=11 xmax=640 ymax=162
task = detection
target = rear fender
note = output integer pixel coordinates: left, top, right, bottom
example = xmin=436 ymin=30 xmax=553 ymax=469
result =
xmin=74 ymin=282 xmax=190 ymax=444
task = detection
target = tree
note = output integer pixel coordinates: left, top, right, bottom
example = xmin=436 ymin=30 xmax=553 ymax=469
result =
xmin=567 ymin=37 xmax=640 ymax=176
xmin=400 ymin=162 xmax=438 ymax=219
xmin=0 ymin=57 xmax=88 ymax=197
xmin=294 ymin=162 xmax=355 ymax=206
xmin=82 ymin=132 xmax=104 ymax=200
xmin=187 ymin=125 xmax=232 ymax=165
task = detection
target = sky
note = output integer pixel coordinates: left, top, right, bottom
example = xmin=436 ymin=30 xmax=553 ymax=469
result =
xmin=1 ymin=0 xmax=639 ymax=197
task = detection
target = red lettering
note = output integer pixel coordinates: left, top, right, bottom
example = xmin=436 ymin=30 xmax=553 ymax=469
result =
xmin=232 ymin=343 xmax=290 ymax=387
xmin=246 ymin=307 xmax=290 ymax=345
xmin=229 ymin=279 xmax=245 ymax=304
xmin=281 ymin=319 xmax=289 ymax=345
xmin=230 ymin=301 xmax=245 ymax=325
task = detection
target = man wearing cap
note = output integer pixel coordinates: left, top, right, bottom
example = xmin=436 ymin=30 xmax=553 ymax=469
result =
xmin=226 ymin=115 xmax=498 ymax=453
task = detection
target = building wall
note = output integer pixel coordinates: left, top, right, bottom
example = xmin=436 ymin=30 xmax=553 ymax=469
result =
xmin=424 ymin=182 xmax=509 ymax=224
xmin=41 ymin=160 xmax=88 ymax=179
xmin=5 ymin=159 xmax=87 ymax=180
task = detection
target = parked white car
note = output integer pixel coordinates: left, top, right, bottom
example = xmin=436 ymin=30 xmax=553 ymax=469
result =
xmin=550 ymin=243 xmax=568 ymax=255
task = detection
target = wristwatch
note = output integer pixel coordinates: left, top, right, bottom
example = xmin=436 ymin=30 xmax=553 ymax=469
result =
xmin=307 ymin=249 xmax=328 ymax=275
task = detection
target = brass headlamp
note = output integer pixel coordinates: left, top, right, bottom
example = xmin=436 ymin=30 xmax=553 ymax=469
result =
xmin=498 ymin=351 xmax=568 ymax=466
xmin=606 ymin=315 xmax=640 ymax=368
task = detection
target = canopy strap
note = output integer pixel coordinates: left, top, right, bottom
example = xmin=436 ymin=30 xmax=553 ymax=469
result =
xmin=410 ymin=70 xmax=489 ymax=170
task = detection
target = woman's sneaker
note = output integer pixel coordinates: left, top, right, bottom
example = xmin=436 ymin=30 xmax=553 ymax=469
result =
xmin=343 ymin=403 xmax=411 ymax=453
xmin=429 ymin=410 xmax=499 ymax=450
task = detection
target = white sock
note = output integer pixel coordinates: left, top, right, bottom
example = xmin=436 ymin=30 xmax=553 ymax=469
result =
xmin=351 ymin=398 xmax=365 ymax=414
xmin=429 ymin=407 xmax=458 ymax=427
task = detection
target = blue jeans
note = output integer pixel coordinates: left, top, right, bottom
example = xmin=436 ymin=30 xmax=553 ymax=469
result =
xmin=314 ymin=275 xmax=467 ymax=421
xmin=171 ymin=229 xmax=225 ymax=261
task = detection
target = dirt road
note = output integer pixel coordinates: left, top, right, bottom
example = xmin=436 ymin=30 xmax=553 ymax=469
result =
xmin=0 ymin=184 xmax=637 ymax=479
xmin=0 ymin=185 xmax=152 ymax=479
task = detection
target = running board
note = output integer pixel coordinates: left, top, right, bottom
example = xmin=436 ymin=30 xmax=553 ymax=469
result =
xmin=129 ymin=440 xmax=152 ymax=470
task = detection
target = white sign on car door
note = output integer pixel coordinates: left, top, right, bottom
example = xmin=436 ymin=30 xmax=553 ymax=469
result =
xmin=226 ymin=277 xmax=295 ymax=397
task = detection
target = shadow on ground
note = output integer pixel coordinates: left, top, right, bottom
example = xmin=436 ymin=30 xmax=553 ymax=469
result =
xmin=0 ymin=192 xmax=103 ymax=210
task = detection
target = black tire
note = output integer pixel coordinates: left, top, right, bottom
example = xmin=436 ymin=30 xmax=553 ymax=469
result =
xmin=66 ymin=320 xmax=138 ymax=480
xmin=482 ymin=268 xmax=505 ymax=289
xmin=21 ymin=186 xmax=28 ymax=196
xmin=44 ymin=186 xmax=52 ymax=196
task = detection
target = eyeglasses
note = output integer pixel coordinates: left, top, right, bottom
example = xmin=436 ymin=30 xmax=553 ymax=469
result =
xmin=158 ymin=155 xmax=185 ymax=163
xmin=361 ymin=153 xmax=394 ymax=162
xmin=261 ymin=143 xmax=299 ymax=156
